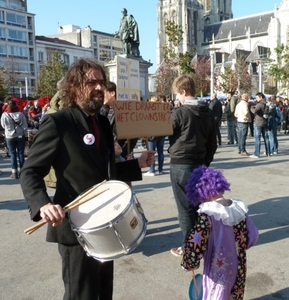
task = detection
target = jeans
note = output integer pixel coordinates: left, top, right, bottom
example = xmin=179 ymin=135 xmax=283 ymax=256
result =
xmin=148 ymin=137 xmax=165 ymax=173
xmin=237 ymin=122 xmax=249 ymax=153
xmin=253 ymin=124 xmax=270 ymax=156
xmin=268 ymin=126 xmax=278 ymax=154
xmin=6 ymin=137 xmax=25 ymax=171
xmin=170 ymin=164 xmax=199 ymax=247
xmin=227 ymin=119 xmax=238 ymax=143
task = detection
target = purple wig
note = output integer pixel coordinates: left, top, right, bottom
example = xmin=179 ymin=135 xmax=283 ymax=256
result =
xmin=185 ymin=166 xmax=230 ymax=206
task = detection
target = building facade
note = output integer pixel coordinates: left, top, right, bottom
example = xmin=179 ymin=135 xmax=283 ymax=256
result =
xmin=49 ymin=24 xmax=123 ymax=64
xmin=157 ymin=0 xmax=289 ymax=95
xmin=35 ymin=35 xmax=93 ymax=73
xmin=0 ymin=0 xmax=36 ymax=96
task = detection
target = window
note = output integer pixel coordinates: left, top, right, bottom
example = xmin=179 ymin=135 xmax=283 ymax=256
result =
xmin=99 ymin=50 xmax=110 ymax=61
xmin=111 ymin=39 xmax=122 ymax=51
xmin=17 ymin=62 xmax=29 ymax=73
xmin=38 ymin=51 xmax=44 ymax=62
xmin=8 ymin=45 xmax=28 ymax=58
xmin=73 ymin=56 xmax=78 ymax=62
xmin=62 ymin=53 xmax=69 ymax=66
xmin=93 ymin=49 xmax=98 ymax=58
xmin=0 ymin=1 xmax=6 ymax=8
xmin=99 ymin=37 xmax=110 ymax=49
xmin=0 ymin=10 xmax=4 ymax=23
xmin=10 ymin=1 xmax=22 ymax=11
xmin=8 ymin=29 xmax=27 ymax=42
xmin=0 ymin=44 xmax=6 ymax=55
xmin=0 ymin=27 xmax=5 ymax=40
xmin=93 ymin=35 xmax=97 ymax=43
xmin=6 ymin=12 xmax=26 ymax=27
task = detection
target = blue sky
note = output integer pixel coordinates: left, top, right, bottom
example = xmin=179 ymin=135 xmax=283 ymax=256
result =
xmin=28 ymin=0 xmax=280 ymax=73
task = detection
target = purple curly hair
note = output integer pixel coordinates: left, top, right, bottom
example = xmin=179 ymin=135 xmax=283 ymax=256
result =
xmin=185 ymin=166 xmax=230 ymax=206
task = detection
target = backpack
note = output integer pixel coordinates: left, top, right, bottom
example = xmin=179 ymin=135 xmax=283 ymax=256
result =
xmin=263 ymin=102 xmax=276 ymax=120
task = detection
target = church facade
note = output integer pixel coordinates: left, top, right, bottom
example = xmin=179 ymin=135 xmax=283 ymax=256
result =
xmin=157 ymin=0 xmax=289 ymax=95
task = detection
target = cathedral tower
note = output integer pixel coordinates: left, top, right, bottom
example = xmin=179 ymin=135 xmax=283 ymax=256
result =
xmin=200 ymin=0 xmax=233 ymax=24
xmin=157 ymin=0 xmax=233 ymax=66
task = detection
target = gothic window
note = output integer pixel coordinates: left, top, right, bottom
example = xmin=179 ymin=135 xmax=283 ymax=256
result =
xmin=194 ymin=11 xmax=198 ymax=45
xmin=172 ymin=10 xmax=176 ymax=23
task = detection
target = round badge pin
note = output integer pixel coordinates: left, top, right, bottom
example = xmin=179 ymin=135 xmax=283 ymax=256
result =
xmin=83 ymin=134 xmax=95 ymax=145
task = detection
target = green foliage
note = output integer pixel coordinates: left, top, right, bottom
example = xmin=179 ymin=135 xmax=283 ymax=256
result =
xmin=0 ymin=70 xmax=8 ymax=98
xmin=162 ymin=20 xmax=195 ymax=76
xmin=217 ymin=54 xmax=252 ymax=94
xmin=35 ymin=52 xmax=66 ymax=97
xmin=267 ymin=44 xmax=289 ymax=90
xmin=217 ymin=66 xmax=237 ymax=94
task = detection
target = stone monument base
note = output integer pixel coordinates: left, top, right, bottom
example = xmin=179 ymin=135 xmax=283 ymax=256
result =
xmin=105 ymin=55 xmax=153 ymax=100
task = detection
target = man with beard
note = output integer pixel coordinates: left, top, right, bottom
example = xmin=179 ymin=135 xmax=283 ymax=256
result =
xmin=20 ymin=58 xmax=155 ymax=300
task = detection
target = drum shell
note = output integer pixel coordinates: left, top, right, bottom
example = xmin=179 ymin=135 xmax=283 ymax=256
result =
xmin=69 ymin=181 xmax=147 ymax=261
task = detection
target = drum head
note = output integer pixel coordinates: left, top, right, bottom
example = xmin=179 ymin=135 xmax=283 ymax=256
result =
xmin=69 ymin=180 xmax=132 ymax=229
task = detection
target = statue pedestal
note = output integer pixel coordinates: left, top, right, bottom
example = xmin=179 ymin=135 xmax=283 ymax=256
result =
xmin=105 ymin=55 xmax=153 ymax=100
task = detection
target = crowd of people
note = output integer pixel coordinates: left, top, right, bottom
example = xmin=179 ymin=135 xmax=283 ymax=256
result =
xmin=8 ymin=59 xmax=289 ymax=298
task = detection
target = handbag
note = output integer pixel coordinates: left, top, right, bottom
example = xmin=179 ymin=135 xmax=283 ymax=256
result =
xmin=188 ymin=271 xmax=203 ymax=300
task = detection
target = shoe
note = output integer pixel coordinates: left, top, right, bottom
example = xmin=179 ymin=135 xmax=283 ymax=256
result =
xmin=249 ymin=155 xmax=259 ymax=158
xmin=138 ymin=146 xmax=144 ymax=149
xmin=170 ymin=247 xmax=183 ymax=257
xmin=10 ymin=173 xmax=19 ymax=179
xmin=235 ymin=142 xmax=238 ymax=145
xmin=227 ymin=141 xmax=234 ymax=144
xmin=158 ymin=171 xmax=163 ymax=175
xmin=143 ymin=171 xmax=155 ymax=176
xmin=241 ymin=152 xmax=250 ymax=156
xmin=273 ymin=152 xmax=278 ymax=155
xmin=238 ymin=151 xmax=241 ymax=154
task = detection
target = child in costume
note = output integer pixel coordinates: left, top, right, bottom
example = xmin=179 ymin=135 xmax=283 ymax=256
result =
xmin=181 ymin=166 xmax=259 ymax=300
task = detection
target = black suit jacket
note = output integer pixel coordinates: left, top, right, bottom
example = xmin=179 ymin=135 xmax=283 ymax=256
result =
xmin=20 ymin=107 xmax=142 ymax=244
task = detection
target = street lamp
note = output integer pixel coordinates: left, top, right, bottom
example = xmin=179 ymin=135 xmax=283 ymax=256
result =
xmin=206 ymin=47 xmax=221 ymax=96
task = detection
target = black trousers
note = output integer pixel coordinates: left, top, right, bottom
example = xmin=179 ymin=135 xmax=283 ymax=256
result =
xmin=58 ymin=244 xmax=113 ymax=300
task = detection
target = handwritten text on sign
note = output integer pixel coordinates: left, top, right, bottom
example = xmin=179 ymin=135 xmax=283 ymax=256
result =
xmin=114 ymin=101 xmax=173 ymax=139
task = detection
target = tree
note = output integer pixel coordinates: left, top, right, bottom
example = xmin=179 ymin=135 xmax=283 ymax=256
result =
xmin=267 ymin=44 xmax=289 ymax=95
xmin=35 ymin=51 xmax=66 ymax=97
xmin=162 ymin=20 xmax=195 ymax=76
xmin=235 ymin=55 xmax=252 ymax=94
xmin=0 ymin=69 xmax=8 ymax=99
xmin=217 ymin=54 xmax=252 ymax=94
xmin=190 ymin=55 xmax=211 ymax=96
xmin=217 ymin=66 xmax=237 ymax=94
xmin=154 ymin=62 xmax=177 ymax=96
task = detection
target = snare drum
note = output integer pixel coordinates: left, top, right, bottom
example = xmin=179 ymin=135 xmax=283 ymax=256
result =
xmin=69 ymin=180 xmax=147 ymax=261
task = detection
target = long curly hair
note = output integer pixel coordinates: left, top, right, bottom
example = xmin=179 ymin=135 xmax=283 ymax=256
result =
xmin=59 ymin=58 xmax=106 ymax=108
xmin=185 ymin=166 xmax=230 ymax=206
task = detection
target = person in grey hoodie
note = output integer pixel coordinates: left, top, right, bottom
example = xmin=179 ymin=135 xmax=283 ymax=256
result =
xmin=1 ymin=99 xmax=28 ymax=178
xmin=168 ymin=75 xmax=217 ymax=257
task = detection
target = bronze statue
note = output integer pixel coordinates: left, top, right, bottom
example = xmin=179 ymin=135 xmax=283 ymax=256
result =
xmin=115 ymin=8 xmax=140 ymax=57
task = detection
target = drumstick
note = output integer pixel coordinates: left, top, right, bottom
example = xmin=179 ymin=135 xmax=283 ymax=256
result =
xmin=192 ymin=270 xmax=199 ymax=297
xmin=24 ymin=186 xmax=109 ymax=235
xmin=24 ymin=180 xmax=106 ymax=235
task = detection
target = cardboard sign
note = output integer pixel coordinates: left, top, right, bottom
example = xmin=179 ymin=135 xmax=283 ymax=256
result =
xmin=114 ymin=101 xmax=173 ymax=139
xmin=116 ymin=56 xmax=140 ymax=101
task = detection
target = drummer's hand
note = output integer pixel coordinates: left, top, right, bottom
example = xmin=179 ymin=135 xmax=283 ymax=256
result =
xmin=40 ymin=203 xmax=65 ymax=227
xmin=137 ymin=150 xmax=156 ymax=168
